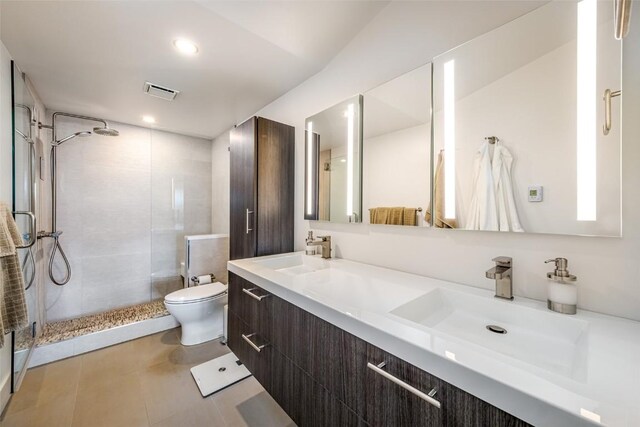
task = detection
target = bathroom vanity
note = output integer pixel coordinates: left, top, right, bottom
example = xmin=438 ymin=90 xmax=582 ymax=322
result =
xmin=228 ymin=253 xmax=640 ymax=427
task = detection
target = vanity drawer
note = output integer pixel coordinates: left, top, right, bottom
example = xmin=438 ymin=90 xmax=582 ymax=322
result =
xmin=441 ymin=384 xmax=531 ymax=427
xmin=342 ymin=332 xmax=530 ymax=427
xmin=227 ymin=310 xmax=272 ymax=391
xmin=343 ymin=332 xmax=442 ymax=426
xmin=228 ymin=272 xmax=273 ymax=340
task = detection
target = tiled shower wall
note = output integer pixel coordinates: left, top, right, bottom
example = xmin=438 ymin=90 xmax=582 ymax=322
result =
xmin=45 ymin=116 xmax=212 ymax=322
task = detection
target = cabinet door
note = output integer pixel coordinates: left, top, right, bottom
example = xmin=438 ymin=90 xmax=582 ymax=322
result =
xmin=230 ymin=117 xmax=257 ymax=260
xmin=227 ymin=310 xmax=272 ymax=391
xmin=271 ymin=295 xmax=345 ymax=400
xmin=270 ymin=347 xmax=365 ymax=427
xmin=256 ymin=117 xmax=295 ymax=257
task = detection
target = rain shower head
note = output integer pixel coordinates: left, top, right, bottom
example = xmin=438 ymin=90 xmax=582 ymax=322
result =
xmin=55 ymin=131 xmax=92 ymax=145
xmin=93 ymin=126 xmax=119 ymax=137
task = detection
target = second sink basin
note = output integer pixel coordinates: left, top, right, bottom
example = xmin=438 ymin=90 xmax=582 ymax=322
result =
xmin=391 ymin=288 xmax=589 ymax=379
xmin=253 ymin=253 xmax=329 ymax=276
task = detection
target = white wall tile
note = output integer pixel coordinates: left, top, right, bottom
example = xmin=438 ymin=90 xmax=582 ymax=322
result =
xmin=211 ymin=132 xmax=230 ymax=234
xmin=44 ymin=118 xmax=212 ymax=322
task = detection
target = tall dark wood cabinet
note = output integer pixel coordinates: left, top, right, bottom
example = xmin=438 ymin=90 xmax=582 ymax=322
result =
xmin=229 ymin=117 xmax=294 ymax=261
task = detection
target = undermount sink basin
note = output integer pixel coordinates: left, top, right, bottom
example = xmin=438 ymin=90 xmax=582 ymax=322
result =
xmin=302 ymin=275 xmax=425 ymax=314
xmin=391 ymin=288 xmax=589 ymax=379
xmin=253 ymin=253 xmax=329 ymax=276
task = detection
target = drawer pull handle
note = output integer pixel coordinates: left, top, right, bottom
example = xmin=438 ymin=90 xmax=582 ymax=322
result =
xmin=242 ymin=333 xmax=266 ymax=353
xmin=242 ymin=287 xmax=269 ymax=301
xmin=367 ymin=361 xmax=441 ymax=409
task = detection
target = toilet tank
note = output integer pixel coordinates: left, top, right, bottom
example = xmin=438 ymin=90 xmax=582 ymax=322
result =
xmin=184 ymin=234 xmax=229 ymax=288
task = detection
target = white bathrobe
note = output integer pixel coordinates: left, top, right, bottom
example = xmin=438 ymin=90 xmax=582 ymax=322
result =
xmin=466 ymin=141 xmax=524 ymax=232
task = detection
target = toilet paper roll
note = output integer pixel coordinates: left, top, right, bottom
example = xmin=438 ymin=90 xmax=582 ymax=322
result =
xmin=197 ymin=274 xmax=213 ymax=285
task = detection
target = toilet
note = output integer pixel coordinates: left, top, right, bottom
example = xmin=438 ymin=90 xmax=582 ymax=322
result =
xmin=164 ymin=282 xmax=228 ymax=346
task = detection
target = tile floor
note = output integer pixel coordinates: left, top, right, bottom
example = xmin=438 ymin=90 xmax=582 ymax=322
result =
xmin=0 ymin=328 xmax=295 ymax=427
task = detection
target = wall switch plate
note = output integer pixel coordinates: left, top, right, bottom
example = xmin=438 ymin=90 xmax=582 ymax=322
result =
xmin=528 ymin=185 xmax=543 ymax=202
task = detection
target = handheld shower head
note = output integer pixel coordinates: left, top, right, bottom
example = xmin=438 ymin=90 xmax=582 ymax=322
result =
xmin=55 ymin=131 xmax=92 ymax=145
xmin=93 ymin=126 xmax=119 ymax=137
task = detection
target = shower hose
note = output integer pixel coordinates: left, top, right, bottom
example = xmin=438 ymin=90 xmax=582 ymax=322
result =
xmin=48 ymin=233 xmax=71 ymax=286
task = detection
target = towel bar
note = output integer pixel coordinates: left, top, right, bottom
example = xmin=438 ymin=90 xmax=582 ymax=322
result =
xmin=13 ymin=211 xmax=36 ymax=249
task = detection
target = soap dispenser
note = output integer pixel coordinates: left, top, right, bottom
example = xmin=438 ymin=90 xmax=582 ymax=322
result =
xmin=545 ymin=258 xmax=577 ymax=314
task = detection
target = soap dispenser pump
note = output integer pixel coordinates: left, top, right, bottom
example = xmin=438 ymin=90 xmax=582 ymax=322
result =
xmin=545 ymin=257 xmax=577 ymax=314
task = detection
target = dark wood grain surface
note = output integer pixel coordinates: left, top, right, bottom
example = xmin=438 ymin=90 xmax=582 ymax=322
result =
xmin=229 ymin=117 xmax=257 ymax=261
xmin=256 ymin=117 xmax=295 ymax=257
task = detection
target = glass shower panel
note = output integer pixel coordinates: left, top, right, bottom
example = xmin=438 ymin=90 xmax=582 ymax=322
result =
xmin=11 ymin=61 xmax=37 ymax=388
xmin=151 ymin=131 xmax=213 ymax=297
xmin=45 ymin=116 xmax=152 ymax=320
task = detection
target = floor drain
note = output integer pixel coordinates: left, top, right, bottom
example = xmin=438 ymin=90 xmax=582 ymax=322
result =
xmin=486 ymin=325 xmax=507 ymax=334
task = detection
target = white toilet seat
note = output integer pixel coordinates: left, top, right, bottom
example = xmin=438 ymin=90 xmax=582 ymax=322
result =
xmin=164 ymin=282 xmax=227 ymax=305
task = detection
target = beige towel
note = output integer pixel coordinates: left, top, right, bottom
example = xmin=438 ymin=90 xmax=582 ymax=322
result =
xmin=403 ymin=208 xmax=417 ymax=226
xmin=369 ymin=207 xmax=390 ymax=224
xmin=0 ymin=203 xmax=28 ymax=347
xmin=426 ymin=151 xmax=458 ymax=229
xmin=370 ymin=207 xmax=419 ymax=226
xmin=388 ymin=207 xmax=404 ymax=225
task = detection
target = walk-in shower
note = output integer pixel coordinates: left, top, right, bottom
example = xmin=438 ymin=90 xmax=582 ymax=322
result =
xmin=38 ymin=112 xmax=119 ymax=285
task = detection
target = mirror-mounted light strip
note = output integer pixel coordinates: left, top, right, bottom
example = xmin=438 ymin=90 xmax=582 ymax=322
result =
xmin=576 ymin=0 xmax=597 ymax=221
xmin=346 ymin=104 xmax=355 ymax=218
xmin=444 ymin=59 xmax=456 ymax=220
xmin=306 ymin=122 xmax=314 ymax=216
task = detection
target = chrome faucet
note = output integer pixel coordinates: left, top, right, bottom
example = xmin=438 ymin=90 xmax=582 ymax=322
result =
xmin=305 ymin=231 xmax=332 ymax=259
xmin=486 ymin=256 xmax=513 ymax=300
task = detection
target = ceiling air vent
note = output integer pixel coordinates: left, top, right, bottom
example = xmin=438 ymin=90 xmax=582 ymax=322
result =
xmin=143 ymin=82 xmax=180 ymax=101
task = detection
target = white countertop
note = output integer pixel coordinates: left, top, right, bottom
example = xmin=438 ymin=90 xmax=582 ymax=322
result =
xmin=228 ymin=252 xmax=640 ymax=427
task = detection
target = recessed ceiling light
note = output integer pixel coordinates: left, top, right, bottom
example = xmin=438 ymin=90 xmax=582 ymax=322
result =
xmin=173 ymin=38 xmax=198 ymax=55
xmin=142 ymin=115 xmax=156 ymax=124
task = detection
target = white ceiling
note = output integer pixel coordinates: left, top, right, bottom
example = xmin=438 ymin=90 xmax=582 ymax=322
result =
xmin=1 ymin=1 xmax=389 ymax=139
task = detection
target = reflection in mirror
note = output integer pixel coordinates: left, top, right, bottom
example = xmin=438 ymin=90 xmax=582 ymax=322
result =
xmin=305 ymin=95 xmax=363 ymax=223
xmin=363 ymin=63 xmax=432 ymax=227
xmin=433 ymin=1 xmax=621 ymax=236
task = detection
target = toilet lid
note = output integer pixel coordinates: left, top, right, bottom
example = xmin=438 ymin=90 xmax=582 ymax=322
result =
xmin=164 ymin=282 xmax=227 ymax=304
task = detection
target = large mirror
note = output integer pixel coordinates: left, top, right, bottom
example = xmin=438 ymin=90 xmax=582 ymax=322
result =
xmin=305 ymin=95 xmax=363 ymax=223
xmin=363 ymin=63 xmax=432 ymax=227
xmin=433 ymin=1 xmax=622 ymax=236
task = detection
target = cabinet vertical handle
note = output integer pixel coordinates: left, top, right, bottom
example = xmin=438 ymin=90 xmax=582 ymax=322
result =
xmin=246 ymin=209 xmax=254 ymax=234
xmin=242 ymin=287 xmax=269 ymax=301
xmin=367 ymin=361 xmax=441 ymax=409
xmin=603 ymin=89 xmax=621 ymax=135
xmin=242 ymin=333 xmax=266 ymax=352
